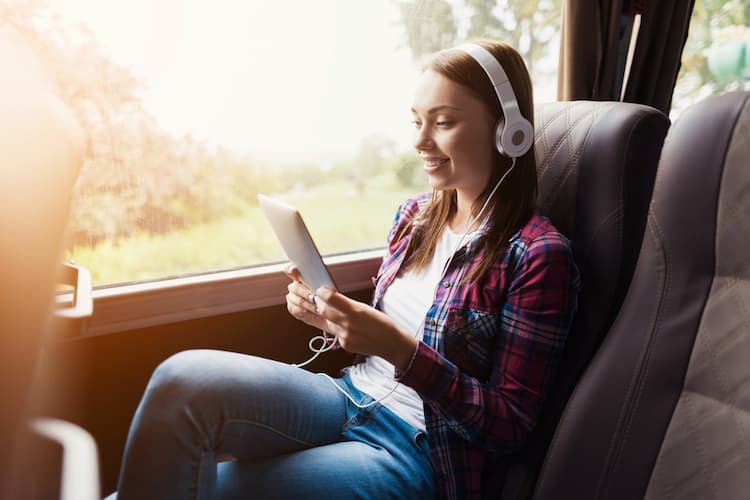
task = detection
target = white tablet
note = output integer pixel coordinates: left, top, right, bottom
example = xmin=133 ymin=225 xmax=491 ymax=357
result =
xmin=258 ymin=194 xmax=337 ymax=292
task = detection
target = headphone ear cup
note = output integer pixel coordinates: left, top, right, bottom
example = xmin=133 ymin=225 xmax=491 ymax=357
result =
xmin=457 ymin=44 xmax=534 ymax=158
xmin=497 ymin=118 xmax=533 ymax=158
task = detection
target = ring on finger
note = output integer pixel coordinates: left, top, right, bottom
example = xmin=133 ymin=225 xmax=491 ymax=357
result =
xmin=307 ymin=293 xmax=317 ymax=304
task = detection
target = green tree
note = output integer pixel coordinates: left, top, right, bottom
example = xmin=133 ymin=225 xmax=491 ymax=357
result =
xmin=398 ymin=0 xmax=749 ymax=115
xmin=465 ymin=0 xmax=561 ymax=75
xmin=673 ymin=0 xmax=750 ymax=115
xmin=352 ymin=134 xmax=398 ymax=194
xmin=390 ymin=152 xmax=423 ymax=189
xmin=1 ymin=1 xmax=273 ymax=246
xmin=397 ymin=0 xmax=562 ymax=77
xmin=398 ymin=0 xmax=457 ymax=58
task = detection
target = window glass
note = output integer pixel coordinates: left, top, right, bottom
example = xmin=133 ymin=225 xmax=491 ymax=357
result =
xmin=7 ymin=0 xmax=561 ymax=285
xmin=672 ymin=0 xmax=750 ymax=119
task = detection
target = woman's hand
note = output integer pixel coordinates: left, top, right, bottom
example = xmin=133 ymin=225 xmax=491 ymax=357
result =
xmin=314 ymin=286 xmax=418 ymax=373
xmin=283 ymin=265 xmax=329 ymax=332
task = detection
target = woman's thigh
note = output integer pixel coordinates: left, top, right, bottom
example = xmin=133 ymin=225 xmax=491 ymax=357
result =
xmin=116 ymin=349 xmax=350 ymax=499
xmin=139 ymin=350 xmax=348 ymax=455
xmin=215 ymin=439 xmax=433 ymax=500
xmin=215 ymin=374 xmax=436 ymax=500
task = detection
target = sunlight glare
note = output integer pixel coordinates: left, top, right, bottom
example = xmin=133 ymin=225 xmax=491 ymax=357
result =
xmin=46 ymin=0 xmax=418 ymax=165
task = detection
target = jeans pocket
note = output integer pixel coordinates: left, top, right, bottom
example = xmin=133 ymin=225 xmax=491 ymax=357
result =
xmin=334 ymin=374 xmax=377 ymax=429
xmin=411 ymin=431 xmax=433 ymax=470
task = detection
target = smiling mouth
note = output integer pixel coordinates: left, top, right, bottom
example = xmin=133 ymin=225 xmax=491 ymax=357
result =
xmin=423 ymin=158 xmax=449 ymax=172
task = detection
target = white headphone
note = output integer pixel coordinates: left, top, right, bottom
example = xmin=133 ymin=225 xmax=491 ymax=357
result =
xmin=457 ymin=43 xmax=534 ymax=158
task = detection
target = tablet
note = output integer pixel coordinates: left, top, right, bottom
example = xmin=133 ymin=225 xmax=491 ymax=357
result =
xmin=258 ymin=194 xmax=337 ymax=292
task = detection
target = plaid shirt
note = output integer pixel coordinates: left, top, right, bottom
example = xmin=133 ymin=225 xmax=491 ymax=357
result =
xmin=370 ymin=193 xmax=579 ymax=499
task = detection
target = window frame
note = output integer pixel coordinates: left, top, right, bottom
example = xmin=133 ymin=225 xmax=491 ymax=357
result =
xmin=65 ymin=250 xmax=383 ymax=338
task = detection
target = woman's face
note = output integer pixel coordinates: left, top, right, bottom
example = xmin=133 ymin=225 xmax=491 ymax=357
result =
xmin=411 ymin=69 xmax=496 ymax=202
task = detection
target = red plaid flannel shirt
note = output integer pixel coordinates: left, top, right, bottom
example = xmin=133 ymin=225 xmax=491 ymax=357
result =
xmin=369 ymin=193 xmax=579 ymax=499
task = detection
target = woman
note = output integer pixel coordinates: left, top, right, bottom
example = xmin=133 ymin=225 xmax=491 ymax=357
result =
xmin=110 ymin=39 xmax=579 ymax=500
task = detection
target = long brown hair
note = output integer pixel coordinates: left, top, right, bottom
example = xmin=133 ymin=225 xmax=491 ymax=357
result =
xmin=398 ymin=39 xmax=537 ymax=283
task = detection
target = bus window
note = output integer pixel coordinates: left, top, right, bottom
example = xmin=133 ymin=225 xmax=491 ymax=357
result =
xmin=672 ymin=0 xmax=750 ymax=119
xmin=10 ymin=0 xmax=560 ymax=286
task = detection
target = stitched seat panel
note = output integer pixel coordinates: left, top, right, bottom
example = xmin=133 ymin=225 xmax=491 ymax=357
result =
xmin=645 ymin=99 xmax=750 ymax=500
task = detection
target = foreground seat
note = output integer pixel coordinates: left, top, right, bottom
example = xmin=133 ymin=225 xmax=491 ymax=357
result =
xmin=532 ymin=91 xmax=750 ymax=500
xmin=0 ymin=32 xmax=99 ymax=500
xmin=492 ymin=100 xmax=669 ymax=498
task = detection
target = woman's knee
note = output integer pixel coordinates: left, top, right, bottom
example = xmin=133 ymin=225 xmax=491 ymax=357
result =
xmin=142 ymin=349 xmax=218 ymax=412
xmin=142 ymin=350 xmax=281 ymax=413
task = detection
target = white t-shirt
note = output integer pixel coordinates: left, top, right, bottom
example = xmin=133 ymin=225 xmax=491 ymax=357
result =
xmin=348 ymin=225 xmax=476 ymax=431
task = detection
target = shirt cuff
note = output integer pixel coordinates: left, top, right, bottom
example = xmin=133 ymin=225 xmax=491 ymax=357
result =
xmin=394 ymin=341 xmax=460 ymax=403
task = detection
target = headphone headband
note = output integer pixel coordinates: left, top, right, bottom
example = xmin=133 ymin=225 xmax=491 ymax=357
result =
xmin=457 ymin=43 xmax=533 ymax=158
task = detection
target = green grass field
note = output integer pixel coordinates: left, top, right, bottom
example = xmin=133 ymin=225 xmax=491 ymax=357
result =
xmin=69 ymin=177 xmax=421 ymax=285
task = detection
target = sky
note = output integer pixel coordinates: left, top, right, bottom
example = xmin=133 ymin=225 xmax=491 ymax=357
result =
xmin=46 ymin=0 xmax=421 ymax=165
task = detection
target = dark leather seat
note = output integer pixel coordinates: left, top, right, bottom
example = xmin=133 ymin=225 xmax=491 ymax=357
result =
xmin=532 ymin=91 xmax=750 ymax=500
xmin=492 ymin=100 xmax=670 ymax=498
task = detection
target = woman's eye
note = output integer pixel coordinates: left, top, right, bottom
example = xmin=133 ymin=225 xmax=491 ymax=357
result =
xmin=436 ymin=121 xmax=453 ymax=127
xmin=411 ymin=120 xmax=422 ymax=128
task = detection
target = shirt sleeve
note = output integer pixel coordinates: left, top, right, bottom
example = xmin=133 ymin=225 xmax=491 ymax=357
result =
xmin=396 ymin=232 xmax=580 ymax=452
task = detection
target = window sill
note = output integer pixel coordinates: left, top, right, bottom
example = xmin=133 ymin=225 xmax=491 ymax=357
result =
xmin=68 ymin=249 xmax=384 ymax=338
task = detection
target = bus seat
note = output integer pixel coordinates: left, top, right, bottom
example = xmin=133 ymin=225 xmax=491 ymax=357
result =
xmin=493 ymin=100 xmax=670 ymax=498
xmin=532 ymin=91 xmax=750 ymax=500
xmin=0 ymin=31 xmax=99 ymax=500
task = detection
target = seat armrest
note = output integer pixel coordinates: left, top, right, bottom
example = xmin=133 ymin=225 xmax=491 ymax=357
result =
xmin=55 ymin=263 xmax=93 ymax=320
xmin=31 ymin=418 xmax=100 ymax=500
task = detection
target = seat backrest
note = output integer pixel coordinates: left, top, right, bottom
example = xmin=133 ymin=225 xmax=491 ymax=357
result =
xmin=0 ymin=31 xmax=84 ymax=497
xmin=532 ymin=91 xmax=750 ymax=500
xmin=495 ymin=100 xmax=670 ymax=498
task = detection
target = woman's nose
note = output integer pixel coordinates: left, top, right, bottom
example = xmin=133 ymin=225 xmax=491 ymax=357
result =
xmin=413 ymin=126 xmax=434 ymax=151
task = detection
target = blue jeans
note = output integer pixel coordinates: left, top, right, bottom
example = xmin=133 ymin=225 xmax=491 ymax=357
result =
xmin=107 ymin=349 xmax=436 ymax=499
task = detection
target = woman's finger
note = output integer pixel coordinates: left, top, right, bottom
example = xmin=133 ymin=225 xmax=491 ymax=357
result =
xmin=315 ymin=286 xmax=354 ymax=314
xmin=283 ymin=263 xmax=303 ymax=283
xmin=288 ymin=280 xmax=313 ymax=300
xmin=286 ymin=289 xmax=318 ymax=315
xmin=287 ymin=291 xmax=323 ymax=320
xmin=287 ymin=301 xmax=329 ymax=331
